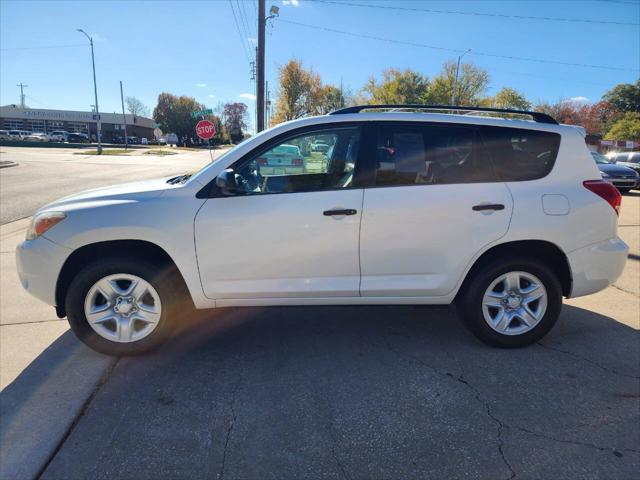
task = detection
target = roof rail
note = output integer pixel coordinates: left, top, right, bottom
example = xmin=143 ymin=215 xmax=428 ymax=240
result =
xmin=329 ymin=104 xmax=558 ymax=125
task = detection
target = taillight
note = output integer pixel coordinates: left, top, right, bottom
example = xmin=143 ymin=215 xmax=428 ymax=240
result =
xmin=583 ymin=180 xmax=621 ymax=216
xmin=292 ymin=158 xmax=303 ymax=166
xmin=257 ymin=158 xmax=268 ymax=165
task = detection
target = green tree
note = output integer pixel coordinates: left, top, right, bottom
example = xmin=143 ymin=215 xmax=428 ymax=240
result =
xmin=153 ymin=93 xmax=221 ymax=144
xmin=272 ymin=60 xmax=322 ymax=124
xmin=605 ymin=112 xmax=640 ymax=141
xmin=313 ymin=85 xmax=344 ymax=114
xmin=222 ymin=102 xmax=249 ymax=143
xmin=362 ymin=68 xmax=430 ymax=104
xmin=489 ymin=87 xmax=531 ymax=110
xmin=430 ymin=61 xmax=490 ymax=105
xmin=602 ymin=80 xmax=640 ymax=114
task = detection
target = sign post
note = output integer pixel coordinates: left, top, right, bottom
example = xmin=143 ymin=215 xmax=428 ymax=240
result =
xmin=196 ymin=119 xmax=216 ymax=162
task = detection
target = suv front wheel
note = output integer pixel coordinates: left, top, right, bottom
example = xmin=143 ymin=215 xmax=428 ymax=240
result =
xmin=458 ymin=257 xmax=562 ymax=347
xmin=66 ymin=257 xmax=180 ymax=356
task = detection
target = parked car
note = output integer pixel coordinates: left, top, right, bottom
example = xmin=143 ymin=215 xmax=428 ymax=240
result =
xmin=592 ymin=152 xmax=638 ymax=193
xmin=609 ymin=151 xmax=640 ymax=178
xmin=67 ymin=132 xmax=90 ymax=143
xmin=24 ymin=132 xmax=50 ymax=142
xmin=0 ymin=130 xmax=10 ymax=141
xmin=163 ymin=133 xmax=179 ymax=146
xmin=311 ymin=141 xmax=330 ymax=153
xmin=8 ymin=130 xmax=28 ymax=140
xmin=17 ymin=105 xmax=629 ymax=356
xmin=128 ymin=136 xmax=140 ymax=145
xmin=49 ymin=131 xmax=69 ymax=142
xmin=256 ymin=143 xmax=305 ymax=175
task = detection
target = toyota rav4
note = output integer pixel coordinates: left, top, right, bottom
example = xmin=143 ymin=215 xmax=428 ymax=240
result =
xmin=16 ymin=105 xmax=629 ymax=355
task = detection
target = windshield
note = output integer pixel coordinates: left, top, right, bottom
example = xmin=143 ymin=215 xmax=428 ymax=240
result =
xmin=591 ymin=152 xmax=611 ymax=165
xmin=187 ymin=135 xmax=255 ymax=183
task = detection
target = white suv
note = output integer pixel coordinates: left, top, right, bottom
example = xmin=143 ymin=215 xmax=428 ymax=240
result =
xmin=16 ymin=105 xmax=629 ymax=355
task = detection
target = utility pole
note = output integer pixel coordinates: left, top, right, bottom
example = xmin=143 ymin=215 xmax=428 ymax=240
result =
xmin=17 ymin=83 xmax=28 ymax=108
xmin=451 ymin=48 xmax=471 ymax=106
xmin=120 ymin=81 xmax=128 ymax=150
xmin=256 ymin=3 xmax=279 ymax=133
xmin=265 ymin=80 xmax=271 ymax=128
xmin=77 ymin=28 xmax=102 ymax=154
xmin=257 ymin=0 xmax=266 ymax=133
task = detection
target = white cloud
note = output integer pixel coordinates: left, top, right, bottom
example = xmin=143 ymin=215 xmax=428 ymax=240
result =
xmin=569 ymin=96 xmax=589 ymax=103
xmin=195 ymin=83 xmax=207 ymax=88
xmin=208 ymin=94 xmax=215 ymax=98
xmin=247 ymin=37 xmax=257 ymax=44
xmin=282 ymin=0 xmax=300 ymax=6
xmin=239 ymin=93 xmax=257 ymax=100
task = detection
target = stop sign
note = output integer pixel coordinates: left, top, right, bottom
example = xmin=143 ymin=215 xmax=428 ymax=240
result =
xmin=195 ymin=120 xmax=216 ymax=140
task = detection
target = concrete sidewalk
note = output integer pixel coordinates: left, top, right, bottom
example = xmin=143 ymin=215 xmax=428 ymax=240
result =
xmin=0 ymin=219 xmax=114 ymax=480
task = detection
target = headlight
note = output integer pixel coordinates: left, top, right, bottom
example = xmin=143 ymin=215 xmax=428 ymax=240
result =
xmin=26 ymin=212 xmax=66 ymax=240
xmin=600 ymin=171 xmax=610 ymax=178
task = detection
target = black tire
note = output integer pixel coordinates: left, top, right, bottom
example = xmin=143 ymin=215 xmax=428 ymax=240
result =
xmin=618 ymin=188 xmax=631 ymax=194
xmin=66 ymin=257 xmax=181 ymax=356
xmin=457 ymin=256 xmax=562 ymax=348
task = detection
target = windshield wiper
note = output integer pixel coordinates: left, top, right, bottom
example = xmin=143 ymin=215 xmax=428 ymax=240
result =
xmin=166 ymin=174 xmax=192 ymax=185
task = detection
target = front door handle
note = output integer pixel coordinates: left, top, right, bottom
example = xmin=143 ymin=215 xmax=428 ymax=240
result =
xmin=472 ymin=203 xmax=505 ymax=212
xmin=323 ymin=209 xmax=357 ymax=216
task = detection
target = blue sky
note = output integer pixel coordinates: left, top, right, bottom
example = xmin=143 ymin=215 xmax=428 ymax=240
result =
xmin=1 ymin=0 xmax=638 ymax=132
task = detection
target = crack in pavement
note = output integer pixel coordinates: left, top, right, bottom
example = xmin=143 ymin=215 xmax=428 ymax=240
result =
xmin=384 ymin=337 xmax=639 ymax=479
xmin=537 ymin=342 xmax=640 ymax=380
xmin=609 ymin=282 xmax=639 ymax=297
xmin=383 ymin=339 xmax=516 ymax=479
xmin=218 ymin=376 xmax=242 ymax=480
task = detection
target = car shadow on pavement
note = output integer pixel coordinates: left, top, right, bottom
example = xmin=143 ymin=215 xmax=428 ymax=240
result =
xmin=21 ymin=304 xmax=639 ymax=480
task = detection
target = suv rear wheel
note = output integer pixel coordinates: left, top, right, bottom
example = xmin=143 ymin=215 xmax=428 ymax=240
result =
xmin=458 ymin=257 xmax=562 ymax=347
xmin=66 ymin=257 xmax=180 ymax=356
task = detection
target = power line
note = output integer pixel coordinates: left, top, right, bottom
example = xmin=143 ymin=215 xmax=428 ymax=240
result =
xmin=229 ymin=0 xmax=252 ymax=62
xmin=278 ymin=19 xmax=638 ymax=72
xmin=1 ymin=43 xmax=86 ymax=51
xmin=310 ymin=0 xmax=639 ymax=26
xmin=237 ymin=0 xmax=256 ymax=39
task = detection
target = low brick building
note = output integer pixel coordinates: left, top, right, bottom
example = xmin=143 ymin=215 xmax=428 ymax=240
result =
xmin=0 ymin=105 xmax=155 ymax=142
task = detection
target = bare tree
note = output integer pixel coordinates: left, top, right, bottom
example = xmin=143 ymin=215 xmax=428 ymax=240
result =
xmin=125 ymin=96 xmax=150 ymax=117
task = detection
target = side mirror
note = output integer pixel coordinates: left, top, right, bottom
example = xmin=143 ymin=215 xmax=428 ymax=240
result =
xmin=215 ymin=169 xmax=238 ymax=195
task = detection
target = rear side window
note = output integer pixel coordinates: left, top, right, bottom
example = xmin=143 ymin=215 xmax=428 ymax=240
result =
xmin=480 ymin=126 xmax=561 ymax=181
xmin=375 ymin=124 xmax=497 ymax=186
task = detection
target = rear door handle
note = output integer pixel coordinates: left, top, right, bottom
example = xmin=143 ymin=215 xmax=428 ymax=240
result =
xmin=323 ymin=209 xmax=357 ymax=216
xmin=472 ymin=203 xmax=505 ymax=211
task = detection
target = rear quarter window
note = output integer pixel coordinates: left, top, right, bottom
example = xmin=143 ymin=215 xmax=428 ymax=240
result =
xmin=480 ymin=126 xmax=561 ymax=181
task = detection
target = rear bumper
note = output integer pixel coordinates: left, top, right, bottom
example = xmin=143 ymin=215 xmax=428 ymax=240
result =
xmin=567 ymin=236 xmax=629 ymax=298
xmin=16 ymin=236 xmax=71 ymax=306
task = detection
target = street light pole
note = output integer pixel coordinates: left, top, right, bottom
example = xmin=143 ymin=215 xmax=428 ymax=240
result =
xmin=451 ymin=48 xmax=471 ymax=106
xmin=77 ymin=29 xmax=102 ymax=154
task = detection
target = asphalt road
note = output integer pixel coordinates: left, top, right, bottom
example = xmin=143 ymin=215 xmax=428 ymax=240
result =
xmin=0 ymin=147 xmax=638 ymax=479
xmin=0 ymin=147 xmax=221 ymax=225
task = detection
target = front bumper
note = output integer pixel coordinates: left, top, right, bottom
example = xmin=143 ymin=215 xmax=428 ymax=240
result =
xmin=567 ymin=236 xmax=629 ymax=298
xmin=605 ymin=178 xmax=638 ymax=189
xmin=16 ymin=235 xmax=71 ymax=306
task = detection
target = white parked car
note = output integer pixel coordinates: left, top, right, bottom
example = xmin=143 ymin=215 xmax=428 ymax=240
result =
xmin=0 ymin=130 xmax=11 ymax=141
xmin=24 ymin=132 xmax=50 ymax=142
xmin=49 ymin=130 xmax=70 ymax=142
xmin=257 ymin=143 xmax=305 ymax=175
xmin=8 ymin=130 xmax=28 ymax=140
xmin=16 ymin=105 xmax=629 ymax=356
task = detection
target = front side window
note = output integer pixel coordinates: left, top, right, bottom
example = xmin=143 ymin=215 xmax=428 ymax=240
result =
xmin=375 ymin=124 xmax=495 ymax=186
xmin=226 ymin=126 xmax=360 ymax=195
xmin=480 ymin=126 xmax=561 ymax=181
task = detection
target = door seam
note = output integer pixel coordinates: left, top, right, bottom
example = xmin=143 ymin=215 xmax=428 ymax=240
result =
xmin=357 ymin=189 xmax=366 ymax=297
